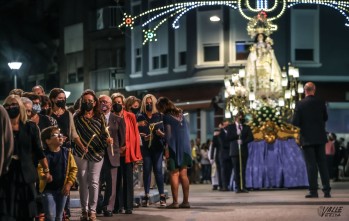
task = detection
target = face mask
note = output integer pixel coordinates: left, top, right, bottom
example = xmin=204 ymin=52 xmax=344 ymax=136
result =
xmin=32 ymin=104 xmax=41 ymax=114
xmin=81 ymin=102 xmax=94 ymax=112
xmin=145 ymin=104 xmax=152 ymax=112
xmin=100 ymin=104 xmax=108 ymax=112
xmin=112 ymin=103 xmax=123 ymax=113
xmin=130 ymin=107 xmax=140 ymax=115
xmin=55 ymin=100 xmax=66 ymax=108
xmin=6 ymin=106 xmax=20 ymax=119
xmin=40 ymin=108 xmax=50 ymax=115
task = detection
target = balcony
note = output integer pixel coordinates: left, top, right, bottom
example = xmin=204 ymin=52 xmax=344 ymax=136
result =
xmin=90 ymin=67 xmax=128 ymax=92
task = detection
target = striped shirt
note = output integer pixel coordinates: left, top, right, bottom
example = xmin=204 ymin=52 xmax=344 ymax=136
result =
xmin=74 ymin=114 xmax=108 ymax=162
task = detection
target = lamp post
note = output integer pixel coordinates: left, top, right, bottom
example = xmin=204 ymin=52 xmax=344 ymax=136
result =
xmin=8 ymin=62 xmax=22 ymax=89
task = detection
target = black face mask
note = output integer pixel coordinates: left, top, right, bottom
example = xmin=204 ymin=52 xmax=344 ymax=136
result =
xmin=81 ymin=102 xmax=94 ymax=112
xmin=112 ymin=103 xmax=123 ymax=113
xmin=6 ymin=106 xmax=20 ymax=119
xmin=40 ymin=108 xmax=51 ymax=115
xmin=56 ymin=100 xmax=66 ymax=108
xmin=146 ymin=104 xmax=152 ymax=112
xmin=130 ymin=107 xmax=140 ymax=115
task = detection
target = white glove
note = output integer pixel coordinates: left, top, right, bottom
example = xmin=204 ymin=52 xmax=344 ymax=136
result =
xmin=237 ymin=139 xmax=242 ymax=145
xmin=237 ymin=129 xmax=241 ymax=135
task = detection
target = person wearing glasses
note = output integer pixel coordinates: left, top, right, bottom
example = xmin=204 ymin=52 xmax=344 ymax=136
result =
xmin=49 ymin=88 xmax=85 ymax=219
xmin=73 ymin=90 xmax=112 ymax=221
xmin=38 ymin=126 xmax=78 ymax=221
xmin=97 ymin=95 xmax=121 ymax=217
xmin=0 ymin=95 xmax=52 ymax=221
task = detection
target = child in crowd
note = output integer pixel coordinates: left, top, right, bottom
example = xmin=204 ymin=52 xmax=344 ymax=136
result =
xmin=38 ymin=126 xmax=78 ymax=221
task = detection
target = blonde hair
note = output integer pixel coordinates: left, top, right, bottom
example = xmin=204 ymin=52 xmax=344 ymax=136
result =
xmin=3 ymin=94 xmax=28 ymax=124
xmin=111 ymin=92 xmax=125 ymax=104
xmin=140 ymin=94 xmax=158 ymax=114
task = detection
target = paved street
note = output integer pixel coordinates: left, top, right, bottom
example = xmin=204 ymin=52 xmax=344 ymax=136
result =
xmin=68 ymin=179 xmax=349 ymax=221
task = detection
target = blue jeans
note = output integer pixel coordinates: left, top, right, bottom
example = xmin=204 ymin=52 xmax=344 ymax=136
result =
xmin=42 ymin=190 xmax=67 ymax=221
xmin=141 ymin=146 xmax=164 ymax=195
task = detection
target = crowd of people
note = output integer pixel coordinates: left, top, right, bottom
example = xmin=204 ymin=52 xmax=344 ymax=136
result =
xmin=0 ymin=86 xmax=192 ymax=220
xmin=1 ymin=82 xmax=349 ymax=220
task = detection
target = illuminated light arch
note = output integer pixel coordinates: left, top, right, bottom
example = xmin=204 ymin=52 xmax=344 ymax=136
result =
xmin=118 ymin=0 xmax=349 ymax=44
xmin=288 ymin=1 xmax=349 ymax=26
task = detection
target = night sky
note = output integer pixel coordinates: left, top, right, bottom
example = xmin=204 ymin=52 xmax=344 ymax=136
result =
xmin=0 ymin=0 xmax=60 ymax=98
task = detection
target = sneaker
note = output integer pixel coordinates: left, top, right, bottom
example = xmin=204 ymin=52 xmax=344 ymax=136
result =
xmin=160 ymin=195 xmax=166 ymax=207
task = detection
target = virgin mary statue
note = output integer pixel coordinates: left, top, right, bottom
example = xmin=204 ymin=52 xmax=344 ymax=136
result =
xmin=244 ymin=13 xmax=282 ymax=100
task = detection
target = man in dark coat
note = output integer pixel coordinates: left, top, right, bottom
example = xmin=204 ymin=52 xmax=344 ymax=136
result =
xmin=218 ymin=120 xmax=233 ymax=191
xmin=292 ymin=82 xmax=331 ymax=198
xmin=226 ymin=111 xmax=253 ymax=193
xmin=99 ymin=95 xmax=121 ymax=216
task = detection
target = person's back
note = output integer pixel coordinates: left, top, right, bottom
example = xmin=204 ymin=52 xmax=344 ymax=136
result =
xmin=293 ymin=95 xmax=327 ymax=146
xmin=292 ymin=82 xmax=331 ymax=198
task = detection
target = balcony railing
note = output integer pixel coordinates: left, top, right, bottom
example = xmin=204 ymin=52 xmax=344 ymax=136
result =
xmin=90 ymin=67 xmax=128 ymax=91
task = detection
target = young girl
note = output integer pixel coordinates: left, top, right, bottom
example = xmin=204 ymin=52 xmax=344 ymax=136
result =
xmin=38 ymin=126 xmax=78 ymax=221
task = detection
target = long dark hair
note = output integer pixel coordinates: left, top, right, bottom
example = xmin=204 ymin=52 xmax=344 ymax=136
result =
xmin=156 ymin=97 xmax=182 ymax=117
xmin=76 ymin=89 xmax=101 ymax=118
xmin=49 ymin=88 xmax=66 ymax=109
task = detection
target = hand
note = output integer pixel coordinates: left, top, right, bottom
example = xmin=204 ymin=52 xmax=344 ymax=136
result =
xmin=164 ymin=148 xmax=169 ymax=159
xmin=138 ymin=121 xmax=147 ymax=127
xmin=79 ymin=145 xmax=88 ymax=153
xmin=237 ymin=129 xmax=241 ymax=135
xmin=144 ymin=134 xmax=152 ymax=141
xmin=120 ymin=146 xmax=126 ymax=153
xmin=62 ymin=183 xmax=72 ymax=196
xmin=44 ymin=173 xmax=53 ymax=183
xmin=106 ymin=137 xmax=113 ymax=145
xmin=237 ymin=139 xmax=242 ymax=145
xmin=156 ymin=129 xmax=164 ymax=137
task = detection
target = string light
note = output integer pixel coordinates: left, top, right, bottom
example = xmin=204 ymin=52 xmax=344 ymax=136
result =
xmin=120 ymin=0 xmax=349 ymax=44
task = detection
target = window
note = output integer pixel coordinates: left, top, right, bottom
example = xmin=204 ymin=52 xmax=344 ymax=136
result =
xmin=179 ymin=52 xmax=187 ymax=66
xmin=64 ymin=23 xmax=83 ymax=54
xmin=152 ymin=56 xmax=159 ymax=69
xmin=160 ymin=54 xmax=168 ymax=68
xmin=135 ymin=48 xmax=142 ymax=72
xmin=151 ymin=54 xmax=168 ymax=69
xmin=235 ymin=41 xmax=253 ymax=60
xmin=291 ymin=8 xmax=320 ymax=67
xmin=204 ymin=45 xmax=220 ymax=62
xmin=135 ymin=57 xmax=142 ymax=72
xmin=295 ymin=49 xmax=314 ymax=61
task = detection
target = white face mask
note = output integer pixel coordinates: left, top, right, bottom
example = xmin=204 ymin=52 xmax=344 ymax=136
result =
xmin=32 ymin=104 xmax=42 ymax=114
xmin=100 ymin=104 xmax=108 ymax=111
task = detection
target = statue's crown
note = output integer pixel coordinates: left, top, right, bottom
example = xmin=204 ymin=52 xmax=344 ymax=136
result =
xmin=247 ymin=11 xmax=277 ymax=38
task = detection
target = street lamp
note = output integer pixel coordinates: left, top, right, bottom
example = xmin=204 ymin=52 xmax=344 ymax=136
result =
xmin=8 ymin=62 xmax=22 ymax=89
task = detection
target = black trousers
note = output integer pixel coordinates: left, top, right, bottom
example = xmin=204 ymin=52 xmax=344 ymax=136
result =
xmin=114 ymin=157 xmax=133 ymax=211
xmin=231 ymin=154 xmax=247 ymax=190
xmin=219 ymin=153 xmax=233 ymax=190
xmin=303 ymin=144 xmax=331 ymax=194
